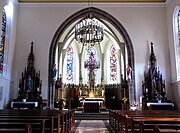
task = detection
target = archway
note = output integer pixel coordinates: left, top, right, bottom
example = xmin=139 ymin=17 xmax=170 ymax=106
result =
xmin=48 ymin=7 xmax=135 ymax=107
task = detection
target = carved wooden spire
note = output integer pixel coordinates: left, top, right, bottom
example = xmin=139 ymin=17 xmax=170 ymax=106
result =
xmin=149 ymin=42 xmax=157 ymax=67
xmin=27 ymin=41 xmax=35 ymax=70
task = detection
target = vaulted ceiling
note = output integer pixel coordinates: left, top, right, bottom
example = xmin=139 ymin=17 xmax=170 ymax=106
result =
xmin=17 ymin=0 xmax=167 ymax=3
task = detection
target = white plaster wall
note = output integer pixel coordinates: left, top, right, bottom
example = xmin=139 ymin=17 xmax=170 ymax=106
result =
xmin=13 ymin=3 xmax=170 ymax=106
xmin=166 ymin=0 xmax=180 ymax=110
xmin=0 ymin=0 xmax=18 ymax=109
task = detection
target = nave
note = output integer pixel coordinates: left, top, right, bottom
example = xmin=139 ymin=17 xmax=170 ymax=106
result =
xmin=70 ymin=120 xmax=113 ymax=133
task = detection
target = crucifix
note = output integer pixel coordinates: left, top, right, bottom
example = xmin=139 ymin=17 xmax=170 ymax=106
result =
xmin=84 ymin=47 xmax=100 ymax=93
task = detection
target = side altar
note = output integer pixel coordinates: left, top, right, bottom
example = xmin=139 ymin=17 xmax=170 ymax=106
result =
xmin=141 ymin=42 xmax=173 ymax=110
xmin=11 ymin=42 xmax=44 ymax=109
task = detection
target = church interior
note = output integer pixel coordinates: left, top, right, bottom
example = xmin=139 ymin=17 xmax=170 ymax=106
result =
xmin=0 ymin=0 xmax=180 ymax=132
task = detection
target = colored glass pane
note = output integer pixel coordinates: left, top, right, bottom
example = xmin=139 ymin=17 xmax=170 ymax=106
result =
xmin=177 ymin=9 xmax=180 ymax=77
xmin=110 ymin=45 xmax=117 ymax=81
xmin=0 ymin=8 xmax=6 ymax=75
xmin=66 ymin=45 xmax=73 ymax=81
xmin=178 ymin=10 xmax=180 ymax=46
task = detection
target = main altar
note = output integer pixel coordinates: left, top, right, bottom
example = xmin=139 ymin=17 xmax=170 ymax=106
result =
xmin=78 ymin=48 xmax=105 ymax=112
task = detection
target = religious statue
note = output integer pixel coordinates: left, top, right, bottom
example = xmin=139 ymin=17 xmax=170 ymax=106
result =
xmin=55 ymin=74 xmax=62 ymax=88
xmin=26 ymin=75 xmax=33 ymax=92
xmin=52 ymin=64 xmax=57 ymax=80
xmin=126 ymin=64 xmax=132 ymax=80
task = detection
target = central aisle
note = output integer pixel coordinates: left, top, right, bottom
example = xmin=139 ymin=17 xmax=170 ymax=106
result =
xmin=70 ymin=120 xmax=113 ymax=133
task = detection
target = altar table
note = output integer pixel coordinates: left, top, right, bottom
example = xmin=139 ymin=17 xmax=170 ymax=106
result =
xmin=11 ymin=101 xmax=38 ymax=109
xmin=146 ymin=102 xmax=174 ymax=110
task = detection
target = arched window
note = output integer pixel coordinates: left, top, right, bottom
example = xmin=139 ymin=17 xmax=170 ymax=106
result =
xmin=0 ymin=8 xmax=7 ymax=75
xmin=66 ymin=45 xmax=73 ymax=81
xmin=110 ymin=45 xmax=117 ymax=81
xmin=173 ymin=6 xmax=180 ymax=80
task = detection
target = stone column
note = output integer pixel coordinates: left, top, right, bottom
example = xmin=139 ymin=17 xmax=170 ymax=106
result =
xmin=128 ymin=80 xmax=134 ymax=105
xmin=50 ymin=80 xmax=56 ymax=109
xmin=101 ymin=53 xmax=104 ymax=83
xmin=79 ymin=53 xmax=82 ymax=82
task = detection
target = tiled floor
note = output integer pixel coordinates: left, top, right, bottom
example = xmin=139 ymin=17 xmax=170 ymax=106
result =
xmin=70 ymin=120 xmax=113 ymax=133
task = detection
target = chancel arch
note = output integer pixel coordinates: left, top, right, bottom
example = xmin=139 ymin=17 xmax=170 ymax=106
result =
xmin=49 ymin=7 xmax=135 ymax=109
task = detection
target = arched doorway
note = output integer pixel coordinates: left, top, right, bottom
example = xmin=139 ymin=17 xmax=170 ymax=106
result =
xmin=48 ymin=7 xmax=135 ymax=108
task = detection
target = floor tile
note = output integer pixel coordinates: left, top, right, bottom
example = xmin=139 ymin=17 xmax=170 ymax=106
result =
xmin=70 ymin=120 xmax=113 ymax=133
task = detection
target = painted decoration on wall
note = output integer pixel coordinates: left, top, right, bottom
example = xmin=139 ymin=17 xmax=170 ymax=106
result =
xmin=110 ymin=45 xmax=117 ymax=81
xmin=66 ymin=45 xmax=73 ymax=81
xmin=0 ymin=8 xmax=6 ymax=75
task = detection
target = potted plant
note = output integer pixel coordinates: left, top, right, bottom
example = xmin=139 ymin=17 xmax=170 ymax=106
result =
xmin=155 ymin=93 xmax=163 ymax=103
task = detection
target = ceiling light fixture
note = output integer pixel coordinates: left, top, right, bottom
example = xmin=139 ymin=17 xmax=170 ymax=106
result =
xmin=74 ymin=0 xmax=104 ymax=46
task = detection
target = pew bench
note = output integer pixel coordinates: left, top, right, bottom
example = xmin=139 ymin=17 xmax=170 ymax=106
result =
xmin=0 ymin=110 xmax=63 ymax=133
xmin=154 ymin=125 xmax=180 ymax=133
xmin=130 ymin=117 xmax=180 ymax=133
xmin=0 ymin=118 xmax=45 ymax=133
xmin=0 ymin=109 xmax=75 ymax=133
xmin=0 ymin=123 xmax=32 ymax=133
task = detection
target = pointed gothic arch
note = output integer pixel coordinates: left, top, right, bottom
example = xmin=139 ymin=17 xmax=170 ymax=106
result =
xmin=48 ymin=7 xmax=135 ymax=106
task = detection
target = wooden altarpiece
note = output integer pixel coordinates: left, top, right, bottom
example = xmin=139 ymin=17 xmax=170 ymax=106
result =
xmin=13 ymin=42 xmax=43 ymax=109
xmin=141 ymin=42 xmax=172 ymax=110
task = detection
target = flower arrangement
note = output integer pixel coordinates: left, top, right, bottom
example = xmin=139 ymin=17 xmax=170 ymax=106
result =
xmin=155 ymin=93 xmax=163 ymax=100
xmin=122 ymin=97 xmax=128 ymax=103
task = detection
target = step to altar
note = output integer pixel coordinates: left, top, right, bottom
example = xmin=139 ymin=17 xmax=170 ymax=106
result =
xmin=74 ymin=108 xmax=109 ymax=120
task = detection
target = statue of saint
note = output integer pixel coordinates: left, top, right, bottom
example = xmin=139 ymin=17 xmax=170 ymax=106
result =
xmin=27 ymin=75 xmax=33 ymax=91
xmin=55 ymin=74 xmax=62 ymax=89
xmin=52 ymin=64 xmax=57 ymax=80
xmin=126 ymin=64 xmax=132 ymax=80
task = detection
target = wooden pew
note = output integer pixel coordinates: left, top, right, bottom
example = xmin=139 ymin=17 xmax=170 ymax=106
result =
xmin=109 ymin=110 xmax=180 ymax=133
xmin=0 ymin=114 xmax=54 ymax=133
xmin=0 ymin=109 xmax=59 ymax=133
xmin=154 ymin=124 xmax=180 ymax=133
xmin=0 ymin=123 xmax=32 ymax=133
xmin=0 ymin=117 xmax=46 ymax=133
xmin=0 ymin=109 xmax=75 ymax=133
xmin=130 ymin=116 xmax=180 ymax=133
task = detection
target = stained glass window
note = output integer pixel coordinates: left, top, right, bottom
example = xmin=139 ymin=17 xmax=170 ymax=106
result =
xmin=0 ymin=8 xmax=6 ymax=75
xmin=177 ymin=9 xmax=180 ymax=78
xmin=66 ymin=45 xmax=73 ymax=81
xmin=110 ymin=45 xmax=117 ymax=81
xmin=178 ymin=10 xmax=180 ymax=46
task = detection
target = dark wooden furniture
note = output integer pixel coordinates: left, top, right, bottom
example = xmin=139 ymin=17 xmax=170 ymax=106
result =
xmin=0 ymin=123 xmax=32 ymax=133
xmin=0 ymin=109 xmax=75 ymax=133
xmin=13 ymin=42 xmax=43 ymax=109
xmin=83 ymin=102 xmax=99 ymax=113
xmin=109 ymin=110 xmax=180 ymax=133
xmin=142 ymin=43 xmax=167 ymax=106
